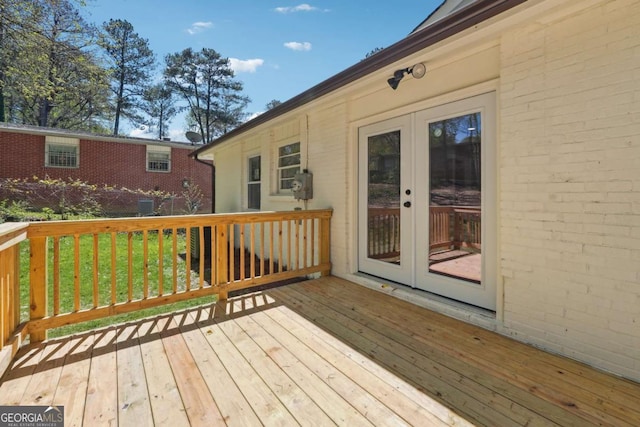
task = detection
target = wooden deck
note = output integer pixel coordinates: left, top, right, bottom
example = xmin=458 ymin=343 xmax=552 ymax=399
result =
xmin=1 ymin=277 xmax=639 ymax=427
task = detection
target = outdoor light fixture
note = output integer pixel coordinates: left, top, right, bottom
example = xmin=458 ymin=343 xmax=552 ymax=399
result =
xmin=387 ymin=63 xmax=427 ymax=90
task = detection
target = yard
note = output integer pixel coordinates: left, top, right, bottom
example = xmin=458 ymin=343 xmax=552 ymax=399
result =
xmin=18 ymin=231 xmax=213 ymax=338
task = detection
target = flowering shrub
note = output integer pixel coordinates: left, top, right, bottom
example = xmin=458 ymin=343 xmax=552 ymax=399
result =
xmin=0 ymin=176 xmax=175 ymax=220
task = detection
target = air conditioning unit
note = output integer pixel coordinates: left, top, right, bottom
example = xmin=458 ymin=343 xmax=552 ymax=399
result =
xmin=190 ymin=226 xmax=211 ymax=260
xmin=138 ymin=199 xmax=154 ymax=216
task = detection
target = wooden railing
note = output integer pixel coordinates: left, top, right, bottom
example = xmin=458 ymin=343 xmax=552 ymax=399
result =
xmin=430 ymin=206 xmax=481 ymax=252
xmin=367 ymin=208 xmax=401 ymax=259
xmin=367 ymin=206 xmax=480 ymax=259
xmin=452 ymin=208 xmax=481 ymax=251
xmin=0 ymin=209 xmax=331 ymax=347
xmin=0 ymin=222 xmax=29 ymax=374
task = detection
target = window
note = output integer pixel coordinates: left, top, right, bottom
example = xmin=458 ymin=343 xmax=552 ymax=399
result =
xmin=45 ymin=136 xmax=79 ymax=168
xmin=147 ymin=145 xmax=171 ymax=172
xmin=277 ymin=142 xmax=300 ymax=191
xmin=247 ymin=155 xmax=261 ymax=209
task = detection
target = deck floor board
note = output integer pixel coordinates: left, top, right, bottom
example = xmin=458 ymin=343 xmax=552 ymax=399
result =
xmin=1 ymin=276 xmax=639 ymax=426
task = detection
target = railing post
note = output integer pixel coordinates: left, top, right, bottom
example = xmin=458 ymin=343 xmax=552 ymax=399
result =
xmin=29 ymin=236 xmax=48 ymax=342
xmin=320 ymin=215 xmax=331 ymax=276
xmin=1 ymin=246 xmax=20 ymax=349
xmin=216 ymin=224 xmax=228 ymax=300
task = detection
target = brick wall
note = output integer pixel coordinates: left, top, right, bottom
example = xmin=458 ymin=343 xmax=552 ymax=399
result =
xmin=0 ymin=130 xmax=212 ymax=214
xmin=499 ymin=0 xmax=640 ymax=380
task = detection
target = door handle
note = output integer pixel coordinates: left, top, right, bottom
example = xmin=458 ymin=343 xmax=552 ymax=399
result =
xmin=403 ymin=201 xmax=411 ymax=208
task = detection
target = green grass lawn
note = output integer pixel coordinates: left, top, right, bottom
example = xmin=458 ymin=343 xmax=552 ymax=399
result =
xmin=19 ymin=231 xmax=215 ymax=338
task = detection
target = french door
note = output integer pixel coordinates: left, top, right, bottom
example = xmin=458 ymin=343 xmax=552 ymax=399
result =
xmin=358 ymin=92 xmax=496 ymax=310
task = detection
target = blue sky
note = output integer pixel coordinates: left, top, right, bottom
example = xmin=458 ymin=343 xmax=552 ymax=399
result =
xmin=81 ymin=1 xmax=443 ymax=141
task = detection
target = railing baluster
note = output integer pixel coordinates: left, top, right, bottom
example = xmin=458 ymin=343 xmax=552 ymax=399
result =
xmin=172 ymin=228 xmax=178 ymax=294
xmin=250 ymin=223 xmax=255 ymax=279
xmin=229 ymin=224 xmax=235 ymax=282
xmin=287 ymin=220 xmax=292 ymax=272
xmin=53 ymin=237 xmax=60 ymax=315
xmin=295 ymin=218 xmax=300 ymax=271
xmin=143 ymin=229 xmax=149 ymax=299
xmin=93 ymin=234 xmax=99 ymax=308
xmin=310 ymin=218 xmax=316 ymax=267
xmin=185 ymin=227 xmax=191 ymax=292
xmin=240 ymin=225 xmax=245 ymax=281
xmin=127 ymin=232 xmax=133 ymax=302
xmin=74 ymin=234 xmax=80 ymax=311
xmin=303 ymin=218 xmax=308 ymax=269
xmin=158 ymin=229 xmax=164 ymax=296
xmin=198 ymin=226 xmax=204 ymax=289
xmin=259 ymin=222 xmax=264 ymax=277
xmin=111 ymin=233 xmax=117 ymax=305
xmin=269 ymin=222 xmax=274 ymax=275
xmin=278 ymin=220 xmax=283 ymax=273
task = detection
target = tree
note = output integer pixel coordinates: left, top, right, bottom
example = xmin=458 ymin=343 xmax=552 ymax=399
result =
xmin=164 ymin=47 xmax=250 ymax=144
xmin=140 ymin=83 xmax=180 ymax=140
xmin=99 ymin=19 xmax=155 ymax=135
xmin=265 ymin=99 xmax=282 ymax=110
xmin=207 ymin=85 xmax=250 ymax=136
xmin=3 ymin=0 xmax=110 ymax=129
xmin=0 ymin=0 xmax=38 ymax=122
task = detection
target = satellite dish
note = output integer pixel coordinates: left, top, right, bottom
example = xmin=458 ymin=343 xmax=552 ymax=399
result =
xmin=185 ymin=131 xmax=203 ymax=144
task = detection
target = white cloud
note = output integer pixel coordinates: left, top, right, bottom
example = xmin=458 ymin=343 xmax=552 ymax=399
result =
xmin=229 ymin=58 xmax=264 ymax=73
xmin=247 ymin=111 xmax=263 ymax=121
xmin=129 ymin=127 xmax=150 ymax=138
xmin=284 ymin=41 xmax=312 ymax=51
xmin=275 ymin=4 xmax=318 ymax=13
xmin=168 ymin=128 xmax=189 ymax=143
xmin=186 ymin=21 xmax=213 ymax=35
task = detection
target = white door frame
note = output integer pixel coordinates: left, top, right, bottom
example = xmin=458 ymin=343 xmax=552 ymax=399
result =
xmin=414 ymin=92 xmax=497 ymax=310
xmin=357 ymin=115 xmax=414 ymax=285
xmin=358 ymin=92 xmax=496 ymax=310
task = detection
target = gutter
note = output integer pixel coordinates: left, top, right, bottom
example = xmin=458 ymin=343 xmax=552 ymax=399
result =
xmin=193 ymin=153 xmax=216 ymax=213
xmin=190 ymin=0 xmax=525 ymax=156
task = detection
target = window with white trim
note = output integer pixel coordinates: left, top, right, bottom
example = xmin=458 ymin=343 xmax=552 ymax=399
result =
xmin=45 ymin=136 xmax=79 ymax=168
xmin=247 ymin=155 xmax=261 ymax=209
xmin=277 ymin=141 xmax=300 ymax=191
xmin=147 ymin=145 xmax=171 ymax=172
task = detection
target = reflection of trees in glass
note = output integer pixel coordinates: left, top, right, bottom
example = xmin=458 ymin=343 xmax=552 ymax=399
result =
xmin=368 ymin=131 xmax=400 ymax=207
xmin=429 ymin=113 xmax=481 ymax=206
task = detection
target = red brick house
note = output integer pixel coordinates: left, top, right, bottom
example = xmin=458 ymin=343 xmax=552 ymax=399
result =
xmin=0 ymin=123 xmax=212 ymax=214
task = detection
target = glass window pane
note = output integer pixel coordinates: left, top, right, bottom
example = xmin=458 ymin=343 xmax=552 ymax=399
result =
xmin=428 ymin=113 xmax=482 ymax=284
xmin=48 ymin=144 xmax=78 ymax=167
xmin=367 ymin=130 xmax=401 ymax=265
xmin=278 ymin=153 xmax=300 ymax=167
xmin=280 ymin=167 xmax=299 ymax=179
xmin=279 ymin=142 xmax=300 ymax=157
xmin=248 ymin=183 xmax=260 ymax=209
xmin=249 ymin=156 xmax=261 ymax=182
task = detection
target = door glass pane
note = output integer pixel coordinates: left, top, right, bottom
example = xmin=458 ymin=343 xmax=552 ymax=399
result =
xmin=428 ymin=113 xmax=481 ymax=283
xmin=367 ymin=131 xmax=401 ymax=264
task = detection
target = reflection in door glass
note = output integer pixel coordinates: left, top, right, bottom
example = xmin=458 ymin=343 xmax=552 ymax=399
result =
xmin=367 ymin=131 xmax=401 ymax=264
xmin=428 ymin=113 xmax=482 ymax=283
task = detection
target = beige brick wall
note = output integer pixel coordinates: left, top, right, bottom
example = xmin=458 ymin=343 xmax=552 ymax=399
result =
xmin=306 ymin=103 xmax=350 ymax=275
xmin=499 ymin=0 xmax=640 ymax=380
